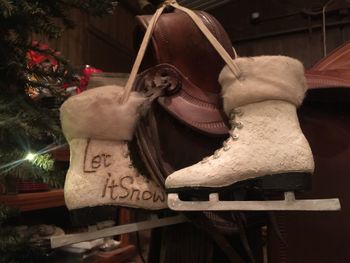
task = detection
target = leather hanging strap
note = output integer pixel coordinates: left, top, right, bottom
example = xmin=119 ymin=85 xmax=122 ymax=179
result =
xmin=170 ymin=2 xmax=241 ymax=78
xmin=121 ymin=5 xmax=166 ymax=104
xmin=121 ymin=1 xmax=241 ymax=104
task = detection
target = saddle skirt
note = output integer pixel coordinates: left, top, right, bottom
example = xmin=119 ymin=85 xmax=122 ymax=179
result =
xmin=306 ymin=41 xmax=350 ymax=89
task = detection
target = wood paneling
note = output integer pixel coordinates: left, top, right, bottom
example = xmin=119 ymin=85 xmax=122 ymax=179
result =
xmin=39 ymin=1 xmax=350 ymax=70
xmin=211 ymin=0 xmax=350 ymax=68
xmin=47 ymin=5 xmax=136 ymax=72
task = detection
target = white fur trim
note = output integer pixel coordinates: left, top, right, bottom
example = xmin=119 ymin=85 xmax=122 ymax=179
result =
xmin=60 ymin=85 xmax=147 ymax=142
xmin=219 ymin=56 xmax=307 ymax=115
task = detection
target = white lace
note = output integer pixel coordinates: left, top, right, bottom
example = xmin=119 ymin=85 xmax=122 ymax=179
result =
xmin=201 ymin=109 xmax=243 ymax=163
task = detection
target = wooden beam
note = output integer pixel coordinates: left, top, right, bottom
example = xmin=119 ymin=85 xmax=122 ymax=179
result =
xmin=0 ymin=190 xmax=65 ymax=212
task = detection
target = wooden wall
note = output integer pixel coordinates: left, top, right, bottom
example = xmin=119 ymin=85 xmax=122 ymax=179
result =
xmin=48 ymin=5 xmax=136 ymax=73
xmin=211 ymin=0 xmax=350 ymax=68
xmin=46 ymin=1 xmax=350 ymax=71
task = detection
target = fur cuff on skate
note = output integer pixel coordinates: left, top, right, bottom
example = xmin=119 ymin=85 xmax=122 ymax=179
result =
xmin=60 ymin=85 xmax=147 ymax=142
xmin=219 ymin=56 xmax=307 ymax=115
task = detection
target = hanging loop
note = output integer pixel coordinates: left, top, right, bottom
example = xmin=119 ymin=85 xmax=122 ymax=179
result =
xmin=162 ymin=0 xmax=178 ymax=6
xmin=120 ymin=1 xmax=242 ymax=104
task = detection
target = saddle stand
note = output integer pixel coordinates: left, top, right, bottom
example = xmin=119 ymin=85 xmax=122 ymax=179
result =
xmin=167 ymin=192 xmax=341 ymax=211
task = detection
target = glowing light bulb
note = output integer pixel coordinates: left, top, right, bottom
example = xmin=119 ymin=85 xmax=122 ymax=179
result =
xmin=25 ymin=152 xmax=36 ymax=161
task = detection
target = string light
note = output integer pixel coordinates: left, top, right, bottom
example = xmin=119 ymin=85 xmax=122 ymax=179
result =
xmin=25 ymin=152 xmax=36 ymax=161
xmin=0 ymin=144 xmax=68 ymax=175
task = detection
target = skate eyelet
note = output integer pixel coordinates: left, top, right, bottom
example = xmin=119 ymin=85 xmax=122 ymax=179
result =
xmin=213 ymin=154 xmax=220 ymax=159
xmin=201 ymin=157 xmax=209 ymax=164
xmin=234 ymin=109 xmax=243 ymax=117
xmin=223 ymin=145 xmax=230 ymax=151
xmin=231 ymin=133 xmax=239 ymax=140
xmin=230 ymin=121 xmax=243 ymax=129
xmin=223 ymin=140 xmax=230 ymax=151
xmin=235 ymin=122 xmax=243 ymax=129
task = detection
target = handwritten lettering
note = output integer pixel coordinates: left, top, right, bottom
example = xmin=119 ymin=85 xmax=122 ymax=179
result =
xmin=142 ymin=191 xmax=153 ymax=200
xmin=119 ymin=176 xmax=133 ymax=199
xmin=153 ymin=191 xmax=165 ymax=203
xmin=84 ymin=146 xmax=112 ymax=173
xmin=101 ymin=174 xmax=165 ymax=203
xmin=130 ymin=189 xmax=141 ymax=201
xmin=109 ymin=179 xmax=119 ymax=200
xmin=101 ymin=173 xmax=112 ymax=198
xmin=91 ymin=155 xmax=101 ymax=169
xmin=91 ymin=154 xmax=111 ymax=169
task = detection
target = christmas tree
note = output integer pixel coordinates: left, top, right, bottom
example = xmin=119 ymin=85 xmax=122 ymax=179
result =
xmin=0 ymin=1 xmax=116 ymax=261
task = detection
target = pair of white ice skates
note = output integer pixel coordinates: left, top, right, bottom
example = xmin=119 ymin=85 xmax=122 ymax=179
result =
xmin=60 ymin=55 xmax=340 ymax=212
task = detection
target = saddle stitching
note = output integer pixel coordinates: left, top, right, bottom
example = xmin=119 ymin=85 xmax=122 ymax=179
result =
xmin=179 ymin=89 xmax=220 ymax=109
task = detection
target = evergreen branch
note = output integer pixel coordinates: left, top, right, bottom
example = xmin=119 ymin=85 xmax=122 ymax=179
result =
xmin=32 ymin=154 xmax=54 ymax=172
xmin=0 ymin=1 xmax=115 ymax=260
xmin=0 ymin=0 xmax=15 ymax=18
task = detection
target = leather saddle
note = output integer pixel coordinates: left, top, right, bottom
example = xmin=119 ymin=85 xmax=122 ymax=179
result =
xmin=133 ymin=8 xmax=233 ymax=186
xmin=131 ymin=10 xmax=264 ymax=261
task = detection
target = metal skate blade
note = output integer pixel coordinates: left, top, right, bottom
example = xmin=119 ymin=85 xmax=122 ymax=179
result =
xmin=51 ymin=214 xmax=187 ymax=248
xmin=167 ymin=192 xmax=341 ymax=211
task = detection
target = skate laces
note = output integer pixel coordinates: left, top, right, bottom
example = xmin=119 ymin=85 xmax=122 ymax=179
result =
xmin=201 ymin=108 xmax=243 ymax=163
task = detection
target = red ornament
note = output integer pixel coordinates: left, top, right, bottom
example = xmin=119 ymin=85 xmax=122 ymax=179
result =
xmin=76 ymin=66 xmax=103 ymax=94
xmin=27 ymin=41 xmax=58 ymax=67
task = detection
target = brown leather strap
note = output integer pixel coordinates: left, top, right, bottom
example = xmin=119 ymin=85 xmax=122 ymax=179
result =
xmin=121 ymin=6 xmax=166 ymax=103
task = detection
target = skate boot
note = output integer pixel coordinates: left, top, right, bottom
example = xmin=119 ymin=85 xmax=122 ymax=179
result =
xmin=60 ymin=85 xmax=167 ymax=210
xmin=165 ymin=56 xmax=340 ymax=211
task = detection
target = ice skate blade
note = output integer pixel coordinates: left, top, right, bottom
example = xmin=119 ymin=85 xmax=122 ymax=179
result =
xmin=51 ymin=214 xmax=187 ymax=248
xmin=167 ymin=192 xmax=341 ymax=211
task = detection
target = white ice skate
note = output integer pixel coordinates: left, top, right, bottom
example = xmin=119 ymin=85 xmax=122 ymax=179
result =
xmin=165 ymin=56 xmax=341 ymax=212
xmin=60 ymin=86 xmax=167 ymax=210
